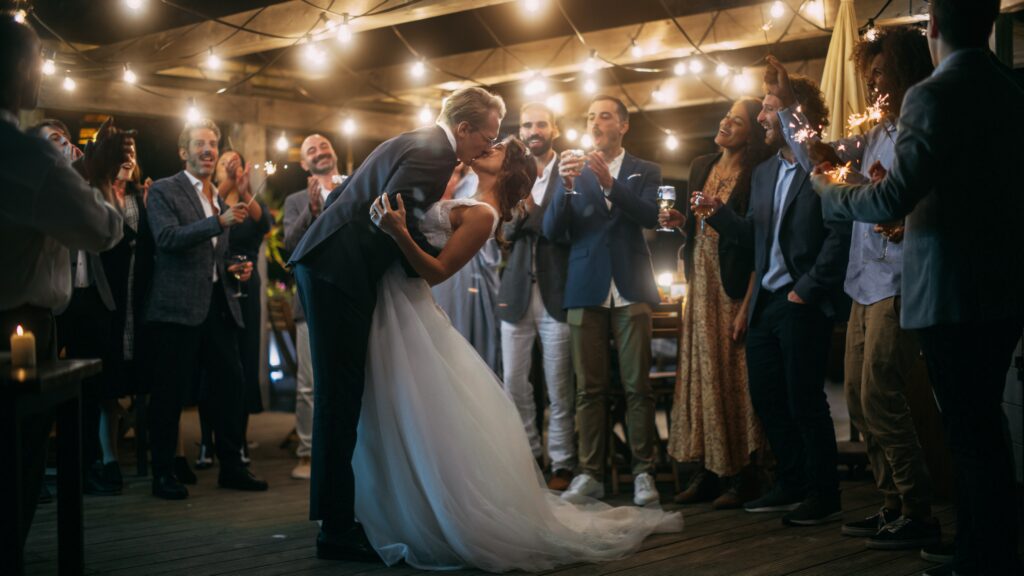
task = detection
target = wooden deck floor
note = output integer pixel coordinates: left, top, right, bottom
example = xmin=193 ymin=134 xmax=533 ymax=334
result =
xmin=24 ymin=411 xmax=957 ymax=576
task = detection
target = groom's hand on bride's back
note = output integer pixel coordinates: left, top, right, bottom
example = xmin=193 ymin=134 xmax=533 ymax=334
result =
xmin=372 ymin=193 xmax=408 ymax=239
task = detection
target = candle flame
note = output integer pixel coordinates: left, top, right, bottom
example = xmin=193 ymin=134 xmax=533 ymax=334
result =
xmin=16 ymin=324 xmax=24 ymax=336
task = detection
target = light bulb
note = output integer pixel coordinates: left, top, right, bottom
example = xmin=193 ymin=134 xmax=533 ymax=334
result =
xmin=544 ymin=94 xmax=564 ymax=114
xmin=342 ymin=118 xmax=356 ymax=135
xmin=583 ymin=52 xmax=598 ymax=75
xmin=651 ymin=88 xmax=666 ymax=103
xmin=673 ymin=62 xmax=687 ymax=76
xmin=62 ymin=74 xmax=76 ymax=91
xmin=657 ymin=272 xmax=674 ymax=287
xmin=689 ymin=59 xmax=704 ymax=74
xmin=630 ymin=41 xmax=643 ymax=59
xmin=583 ymin=78 xmax=597 ymax=94
xmin=715 ymin=63 xmax=729 ymax=77
xmin=418 ymin=105 xmax=432 ymax=124
xmin=665 ymin=134 xmax=679 ymax=151
xmin=42 ymin=58 xmax=55 ymax=76
xmin=804 ymin=0 xmax=824 ymax=22
xmin=337 ymin=14 xmax=352 ymax=44
xmin=524 ymin=73 xmax=547 ymax=96
xmin=770 ymin=1 xmax=785 ymax=19
xmin=304 ymin=42 xmax=327 ymax=68
xmin=580 ymin=134 xmax=593 ymax=148
xmin=733 ymin=72 xmax=753 ymax=92
xmin=565 ymin=128 xmax=578 ymax=142
xmin=864 ymin=25 xmax=879 ymax=41
xmin=410 ymin=60 xmax=425 ymax=78
xmin=123 ymin=65 xmax=137 ymax=84
xmin=186 ymin=104 xmax=200 ymax=123
xmin=13 ymin=9 xmax=26 ymax=23
xmin=523 ymin=0 xmax=541 ymax=14
xmin=124 ymin=0 xmax=143 ymax=12
xmin=206 ymin=49 xmax=221 ymax=70
xmin=276 ymin=133 xmax=288 ymax=152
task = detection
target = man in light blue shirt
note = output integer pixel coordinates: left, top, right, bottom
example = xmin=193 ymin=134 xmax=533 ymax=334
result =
xmin=769 ymin=28 xmax=939 ymax=551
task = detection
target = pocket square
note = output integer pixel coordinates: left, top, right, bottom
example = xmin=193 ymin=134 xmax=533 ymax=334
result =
xmin=627 ymin=173 xmax=642 ymax=180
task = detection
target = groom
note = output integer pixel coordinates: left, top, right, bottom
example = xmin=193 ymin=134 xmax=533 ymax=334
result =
xmin=289 ymin=87 xmax=506 ymax=561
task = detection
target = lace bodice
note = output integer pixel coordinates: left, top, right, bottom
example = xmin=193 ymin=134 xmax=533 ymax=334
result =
xmin=421 ymin=198 xmax=500 ymax=250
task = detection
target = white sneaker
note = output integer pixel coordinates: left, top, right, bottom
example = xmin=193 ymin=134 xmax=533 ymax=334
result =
xmin=560 ymin=473 xmax=605 ymax=503
xmin=291 ymin=456 xmax=311 ymax=480
xmin=633 ymin=472 xmax=660 ymax=506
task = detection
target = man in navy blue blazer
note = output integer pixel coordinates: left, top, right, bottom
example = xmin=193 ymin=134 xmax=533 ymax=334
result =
xmin=542 ymin=95 xmax=662 ymax=507
xmin=700 ymin=77 xmax=851 ymax=526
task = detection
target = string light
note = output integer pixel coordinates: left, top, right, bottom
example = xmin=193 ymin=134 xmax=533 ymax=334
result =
xmin=418 ymin=105 xmax=433 ymax=124
xmin=275 ymin=132 xmax=289 ymax=152
xmin=303 ymin=39 xmax=327 ymax=68
xmin=770 ymin=1 xmax=786 ymax=19
xmin=583 ymin=78 xmax=597 ymax=94
xmin=342 ymin=117 xmax=357 ymax=136
xmin=523 ymin=0 xmax=542 ymax=14
xmin=715 ymin=63 xmax=729 ymax=77
xmin=761 ymin=21 xmax=774 ymax=32
xmin=565 ymin=128 xmax=579 ymax=142
xmin=410 ymin=59 xmax=426 ymax=78
xmin=545 ymin=94 xmax=565 ymax=114
xmin=864 ymin=23 xmax=880 ymax=41
xmin=337 ymin=13 xmax=352 ymax=44
xmin=42 ymin=57 xmax=56 ymax=76
xmin=524 ymin=72 xmax=547 ymax=96
xmin=630 ymin=40 xmax=644 ymax=59
xmin=123 ymin=64 xmax=137 ymax=84
xmin=665 ymin=134 xmax=679 ymax=151
xmin=673 ymin=62 xmax=687 ymax=76
xmin=13 ymin=9 xmax=26 ymax=23
xmin=124 ymin=0 xmax=143 ymax=12
xmin=185 ymin=99 xmax=200 ymax=123
xmin=583 ymin=50 xmax=599 ymax=75
xmin=651 ymin=86 xmax=668 ymax=103
xmin=803 ymin=0 xmax=825 ymax=23
xmin=580 ymin=134 xmax=593 ymax=148
xmin=733 ymin=71 xmax=753 ymax=91
xmin=206 ymin=47 xmax=221 ymax=70
xmin=688 ymin=59 xmax=704 ymax=74
xmin=62 ymin=73 xmax=76 ymax=92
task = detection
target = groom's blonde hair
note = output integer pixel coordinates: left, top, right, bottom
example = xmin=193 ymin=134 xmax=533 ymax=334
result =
xmin=440 ymin=87 xmax=506 ymax=130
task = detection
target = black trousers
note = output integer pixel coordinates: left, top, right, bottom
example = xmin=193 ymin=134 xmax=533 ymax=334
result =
xmin=147 ymin=284 xmax=246 ymax=476
xmin=745 ymin=287 xmax=840 ymax=498
xmin=917 ymin=318 xmax=1023 ymax=575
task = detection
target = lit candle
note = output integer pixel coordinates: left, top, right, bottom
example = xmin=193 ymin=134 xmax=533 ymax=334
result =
xmin=10 ymin=325 xmax=36 ymax=368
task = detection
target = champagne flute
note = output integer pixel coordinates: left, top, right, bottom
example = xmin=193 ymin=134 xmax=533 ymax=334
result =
xmin=656 ymin=186 xmax=676 ymax=232
xmin=564 ymin=149 xmax=586 ymax=195
xmin=692 ymin=190 xmax=712 ymax=235
xmin=228 ymin=254 xmax=249 ymax=299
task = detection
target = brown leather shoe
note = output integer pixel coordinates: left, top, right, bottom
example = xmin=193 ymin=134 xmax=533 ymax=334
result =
xmin=547 ymin=469 xmax=573 ymax=491
xmin=712 ymin=487 xmax=742 ymax=509
xmin=673 ymin=468 xmax=718 ymax=504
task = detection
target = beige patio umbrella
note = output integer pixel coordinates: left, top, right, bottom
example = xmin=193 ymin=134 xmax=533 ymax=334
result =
xmin=819 ymin=0 xmax=869 ymax=141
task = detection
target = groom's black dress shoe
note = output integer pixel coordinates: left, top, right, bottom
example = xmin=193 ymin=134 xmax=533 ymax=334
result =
xmin=316 ymin=525 xmax=381 ymax=563
xmin=152 ymin=474 xmax=189 ymax=500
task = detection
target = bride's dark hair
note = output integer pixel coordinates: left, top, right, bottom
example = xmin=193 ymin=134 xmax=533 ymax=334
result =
xmin=493 ymin=137 xmax=536 ymax=246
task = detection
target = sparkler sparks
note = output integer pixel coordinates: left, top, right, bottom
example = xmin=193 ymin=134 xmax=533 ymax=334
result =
xmin=793 ymin=127 xmax=817 ymax=143
xmin=848 ymin=94 xmax=889 ymax=133
xmin=825 ymin=161 xmax=854 ymax=183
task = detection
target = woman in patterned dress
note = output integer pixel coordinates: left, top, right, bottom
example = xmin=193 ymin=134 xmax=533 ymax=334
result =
xmin=660 ymin=98 xmax=772 ymax=508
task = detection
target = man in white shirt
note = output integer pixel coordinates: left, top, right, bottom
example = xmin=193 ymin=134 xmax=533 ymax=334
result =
xmin=497 ymin=103 xmax=574 ymax=490
xmin=144 ymin=119 xmax=266 ymax=500
xmin=283 ymin=133 xmax=345 ymax=480
xmin=542 ymin=96 xmax=663 ymax=506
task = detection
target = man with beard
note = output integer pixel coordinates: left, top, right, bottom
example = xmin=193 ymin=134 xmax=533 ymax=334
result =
xmin=145 ymin=118 xmax=268 ymax=499
xmin=496 ymin=102 xmax=574 ymax=490
xmin=696 ymin=76 xmax=851 ymax=526
xmin=283 ymin=133 xmax=344 ymax=480
xmin=543 ymin=95 xmax=662 ymax=507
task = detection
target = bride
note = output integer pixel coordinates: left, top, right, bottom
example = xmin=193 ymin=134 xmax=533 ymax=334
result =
xmin=358 ymin=136 xmax=682 ymax=572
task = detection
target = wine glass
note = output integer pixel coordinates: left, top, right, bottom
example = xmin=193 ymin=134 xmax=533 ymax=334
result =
xmin=692 ymin=190 xmax=710 ymax=235
xmin=564 ymin=149 xmax=586 ymax=195
xmin=656 ymin=186 xmax=676 ymax=232
xmin=228 ymin=254 xmax=249 ymax=299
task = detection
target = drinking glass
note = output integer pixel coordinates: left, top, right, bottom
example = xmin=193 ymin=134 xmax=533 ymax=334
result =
xmin=656 ymin=186 xmax=676 ymax=232
xmin=228 ymin=254 xmax=249 ymax=299
xmin=564 ymin=149 xmax=586 ymax=195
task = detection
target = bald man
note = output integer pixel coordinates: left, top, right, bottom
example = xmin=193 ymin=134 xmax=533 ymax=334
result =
xmin=282 ymin=133 xmax=345 ymax=480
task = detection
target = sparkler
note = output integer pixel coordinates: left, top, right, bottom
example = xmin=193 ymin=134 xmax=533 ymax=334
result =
xmin=825 ymin=161 xmax=854 ymax=183
xmin=793 ymin=127 xmax=817 ymax=144
xmin=848 ymin=94 xmax=889 ymax=133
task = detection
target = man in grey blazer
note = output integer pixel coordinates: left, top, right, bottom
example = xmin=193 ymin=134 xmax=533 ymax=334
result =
xmin=812 ymin=2 xmax=1023 ymax=573
xmin=497 ymin=102 xmax=574 ymax=491
xmin=145 ymin=119 xmax=267 ymax=500
xmin=283 ymin=133 xmax=345 ymax=481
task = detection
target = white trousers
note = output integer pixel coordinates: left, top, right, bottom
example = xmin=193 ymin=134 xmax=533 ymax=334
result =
xmin=500 ymin=282 xmax=575 ymax=471
xmin=295 ymin=321 xmax=314 ymax=458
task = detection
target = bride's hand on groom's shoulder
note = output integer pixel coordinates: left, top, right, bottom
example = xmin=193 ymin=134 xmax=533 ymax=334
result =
xmin=371 ymin=192 xmax=408 ymax=239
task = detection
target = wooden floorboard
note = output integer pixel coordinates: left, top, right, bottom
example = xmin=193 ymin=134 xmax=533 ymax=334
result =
xmin=23 ymin=410 xmax=984 ymax=576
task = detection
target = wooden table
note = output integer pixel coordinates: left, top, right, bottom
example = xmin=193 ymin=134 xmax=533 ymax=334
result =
xmin=2 ymin=356 xmax=101 ymax=576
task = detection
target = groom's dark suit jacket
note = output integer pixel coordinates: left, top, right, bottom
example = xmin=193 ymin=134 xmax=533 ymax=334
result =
xmin=288 ymin=125 xmax=458 ymax=290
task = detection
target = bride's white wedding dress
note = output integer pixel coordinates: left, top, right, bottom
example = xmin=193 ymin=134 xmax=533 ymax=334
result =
xmin=352 ymin=197 xmax=683 ymax=572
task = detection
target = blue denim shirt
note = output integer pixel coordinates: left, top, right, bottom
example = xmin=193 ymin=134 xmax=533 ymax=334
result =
xmin=779 ymin=109 xmax=901 ymax=305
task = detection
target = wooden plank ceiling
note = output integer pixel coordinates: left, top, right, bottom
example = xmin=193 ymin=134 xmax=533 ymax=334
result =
xmin=32 ymin=0 xmax=1017 ymax=172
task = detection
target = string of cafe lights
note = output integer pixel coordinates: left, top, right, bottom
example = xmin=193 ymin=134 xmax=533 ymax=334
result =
xmin=13 ymin=0 xmax=914 ymax=151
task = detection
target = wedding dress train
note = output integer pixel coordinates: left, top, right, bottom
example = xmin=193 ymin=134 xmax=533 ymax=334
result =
xmin=352 ymin=198 xmax=682 ymax=572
